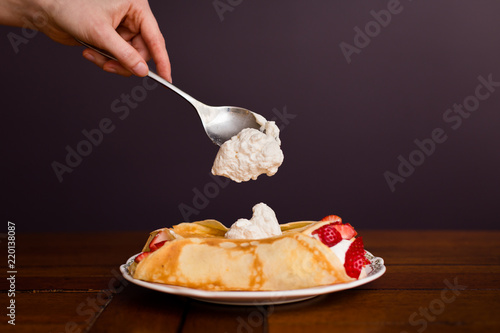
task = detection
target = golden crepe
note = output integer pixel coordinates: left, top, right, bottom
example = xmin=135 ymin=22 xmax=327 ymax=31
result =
xmin=129 ymin=220 xmax=359 ymax=291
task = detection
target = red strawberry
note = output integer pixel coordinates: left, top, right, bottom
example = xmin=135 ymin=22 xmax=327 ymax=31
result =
xmin=344 ymin=237 xmax=370 ymax=279
xmin=320 ymin=215 xmax=342 ymax=224
xmin=312 ymin=224 xmax=342 ymax=247
xmin=136 ymin=234 xmax=170 ymax=263
xmin=149 ymin=233 xmax=161 ymax=248
xmin=149 ymin=240 xmax=167 ymax=251
xmin=134 ymin=252 xmax=150 ymax=263
xmin=332 ymin=223 xmax=357 ymax=240
xmin=148 ymin=229 xmax=174 ymax=251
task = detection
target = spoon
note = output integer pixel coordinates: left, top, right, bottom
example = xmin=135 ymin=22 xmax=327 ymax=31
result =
xmin=78 ymin=40 xmax=262 ymax=146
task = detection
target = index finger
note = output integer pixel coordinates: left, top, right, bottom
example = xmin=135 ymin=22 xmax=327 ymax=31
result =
xmin=140 ymin=9 xmax=172 ymax=82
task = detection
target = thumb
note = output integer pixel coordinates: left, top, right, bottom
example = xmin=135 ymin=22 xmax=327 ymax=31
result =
xmin=97 ymin=28 xmax=149 ymax=77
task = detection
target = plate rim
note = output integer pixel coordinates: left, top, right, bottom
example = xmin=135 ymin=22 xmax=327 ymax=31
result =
xmin=119 ymin=251 xmax=386 ymax=303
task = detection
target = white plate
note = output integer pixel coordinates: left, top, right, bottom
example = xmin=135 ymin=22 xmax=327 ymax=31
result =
xmin=120 ymin=251 xmax=386 ymax=306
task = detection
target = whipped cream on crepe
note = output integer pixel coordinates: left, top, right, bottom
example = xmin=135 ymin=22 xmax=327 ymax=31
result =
xmin=225 ymin=203 xmax=282 ymax=239
xmin=211 ymin=115 xmax=284 ymax=183
xmin=313 ymin=235 xmax=370 ymax=279
xmin=329 ymin=240 xmax=352 ymax=265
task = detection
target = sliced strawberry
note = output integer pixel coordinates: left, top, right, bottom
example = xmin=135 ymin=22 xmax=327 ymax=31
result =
xmin=332 ymin=223 xmax=357 ymax=240
xmin=148 ymin=230 xmax=172 ymax=251
xmin=312 ymin=224 xmax=342 ymax=247
xmin=320 ymin=215 xmax=342 ymax=224
xmin=149 ymin=240 xmax=167 ymax=251
xmin=149 ymin=233 xmax=161 ymax=246
xmin=134 ymin=252 xmax=150 ymax=263
xmin=136 ymin=234 xmax=170 ymax=263
xmin=344 ymin=237 xmax=370 ymax=279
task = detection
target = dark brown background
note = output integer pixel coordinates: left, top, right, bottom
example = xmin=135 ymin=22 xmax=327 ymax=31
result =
xmin=2 ymin=0 xmax=500 ymax=232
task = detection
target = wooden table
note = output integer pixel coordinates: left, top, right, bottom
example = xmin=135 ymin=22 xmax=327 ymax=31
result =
xmin=1 ymin=230 xmax=499 ymax=332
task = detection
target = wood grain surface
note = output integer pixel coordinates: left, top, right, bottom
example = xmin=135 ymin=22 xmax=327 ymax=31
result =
xmin=1 ymin=230 xmax=499 ymax=332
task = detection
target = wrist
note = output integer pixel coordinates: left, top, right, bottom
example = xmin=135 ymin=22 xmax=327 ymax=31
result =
xmin=0 ymin=0 xmax=47 ymax=28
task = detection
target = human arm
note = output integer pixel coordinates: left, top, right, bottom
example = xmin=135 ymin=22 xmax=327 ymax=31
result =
xmin=0 ymin=0 xmax=171 ymax=80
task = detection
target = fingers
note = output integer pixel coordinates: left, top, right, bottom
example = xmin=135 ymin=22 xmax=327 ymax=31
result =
xmin=81 ymin=30 xmax=153 ymax=77
xmin=78 ymin=2 xmax=171 ymax=81
xmin=82 ymin=49 xmax=133 ymax=77
xmin=96 ymin=26 xmax=150 ymax=77
xmin=115 ymin=27 xmax=150 ymax=61
xmin=140 ymin=9 xmax=172 ymax=82
xmin=129 ymin=35 xmax=152 ymax=62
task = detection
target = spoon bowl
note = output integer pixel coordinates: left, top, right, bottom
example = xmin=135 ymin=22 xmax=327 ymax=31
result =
xmin=78 ymin=40 xmax=262 ymax=146
xmin=198 ymin=106 xmax=262 ymax=146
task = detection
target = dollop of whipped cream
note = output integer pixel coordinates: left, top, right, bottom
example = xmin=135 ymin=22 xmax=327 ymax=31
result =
xmin=329 ymin=239 xmax=352 ymax=265
xmin=211 ymin=115 xmax=284 ymax=183
xmin=225 ymin=203 xmax=282 ymax=239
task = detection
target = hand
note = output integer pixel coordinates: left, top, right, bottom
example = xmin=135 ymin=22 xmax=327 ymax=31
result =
xmin=0 ymin=0 xmax=171 ymax=81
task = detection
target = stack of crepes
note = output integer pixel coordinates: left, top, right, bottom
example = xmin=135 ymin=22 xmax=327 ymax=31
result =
xmin=129 ymin=217 xmax=371 ymax=291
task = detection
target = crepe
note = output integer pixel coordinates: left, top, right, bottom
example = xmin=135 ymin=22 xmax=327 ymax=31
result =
xmin=130 ymin=220 xmax=355 ymax=291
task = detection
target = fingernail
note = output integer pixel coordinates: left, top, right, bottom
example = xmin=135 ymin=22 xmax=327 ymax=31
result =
xmin=83 ymin=52 xmax=95 ymax=62
xmin=132 ymin=62 xmax=148 ymax=76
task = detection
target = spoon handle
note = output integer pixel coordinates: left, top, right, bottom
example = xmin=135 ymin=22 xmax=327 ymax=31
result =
xmin=77 ymin=39 xmax=205 ymax=110
xmin=145 ymin=71 xmax=205 ymax=111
